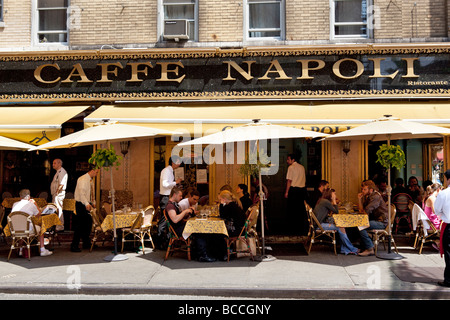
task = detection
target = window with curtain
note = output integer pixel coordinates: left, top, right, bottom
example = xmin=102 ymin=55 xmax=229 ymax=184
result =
xmin=246 ymin=0 xmax=283 ymax=39
xmin=332 ymin=0 xmax=369 ymax=38
xmin=37 ymin=0 xmax=69 ymax=43
xmin=163 ymin=0 xmax=196 ymax=41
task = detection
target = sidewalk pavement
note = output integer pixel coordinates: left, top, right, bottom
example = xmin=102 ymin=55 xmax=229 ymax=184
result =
xmin=0 ymin=235 xmax=448 ymax=300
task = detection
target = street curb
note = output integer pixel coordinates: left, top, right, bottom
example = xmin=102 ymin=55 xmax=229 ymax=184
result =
xmin=0 ymin=284 xmax=449 ymax=299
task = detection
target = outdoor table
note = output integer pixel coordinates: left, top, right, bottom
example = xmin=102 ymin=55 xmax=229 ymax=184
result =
xmin=333 ymin=213 xmax=370 ymax=229
xmin=101 ymin=212 xmax=140 ymax=232
xmin=1 ymin=197 xmax=47 ymax=209
xmin=4 ymin=213 xmax=62 ymax=237
xmin=182 ymin=216 xmax=228 ymax=240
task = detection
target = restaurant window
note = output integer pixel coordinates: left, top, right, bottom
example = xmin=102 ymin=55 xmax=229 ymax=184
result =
xmin=331 ymin=0 xmax=371 ymax=39
xmin=429 ymin=143 xmax=444 ymax=185
xmin=161 ymin=0 xmax=197 ymax=41
xmin=245 ymin=0 xmax=284 ymax=40
xmin=33 ymin=0 xmax=69 ymax=44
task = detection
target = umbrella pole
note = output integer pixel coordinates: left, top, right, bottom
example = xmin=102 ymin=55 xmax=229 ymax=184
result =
xmin=254 ymin=171 xmax=276 ymax=262
xmin=104 ymin=149 xmax=129 ymax=262
xmin=376 ymin=137 xmax=403 ymax=260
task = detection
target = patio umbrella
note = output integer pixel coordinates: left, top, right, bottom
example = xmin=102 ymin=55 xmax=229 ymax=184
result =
xmin=0 ymin=135 xmax=34 ymax=150
xmin=31 ymin=121 xmax=178 ymax=262
xmin=325 ymin=115 xmax=450 ymax=260
xmin=178 ymin=120 xmax=329 ymax=262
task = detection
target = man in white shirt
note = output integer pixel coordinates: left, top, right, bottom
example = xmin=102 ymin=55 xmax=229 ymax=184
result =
xmin=50 ymin=158 xmax=67 ymax=231
xmin=178 ymin=189 xmax=200 ymax=213
xmin=71 ymin=167 xmax=99 ymax=252
xmin=284 ymin=153 xmax=308 ymax=235
xmin=434 ymin=169 xmax=450 ymax=287
xmin=159 ymin=156 xmax=182 ymax=214
xmin=12 ymin=189 xmax=52 ymax=257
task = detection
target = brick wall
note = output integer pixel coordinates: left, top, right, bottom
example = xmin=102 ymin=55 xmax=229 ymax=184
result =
xmin=0 ymin=0 xmax=31 ymax=48
xmin=286 ymin=0 xmax=330 ymax=41
xmin=199 ymin=0 xmax=243 ymax=42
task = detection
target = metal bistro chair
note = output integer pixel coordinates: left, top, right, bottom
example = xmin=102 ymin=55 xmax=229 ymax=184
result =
xmin=368 ymin=204 xmax=399 ymax=255
xmin=245 ymin=204 xmax=261 ymax=254
xmin=121 ymin=205 xmax=156 ymax=254
xmin=163 ymin=209 xmax=191 ymax=261
xmin=305 ymin=203 xmax=337 ymax=255
xmin=226 ymin=205 xmax=259 ymax=262
xmin=42 ymin=203 xmax=61 ymax=249
xmin=7 ymin=211 xmax=40 ymax=261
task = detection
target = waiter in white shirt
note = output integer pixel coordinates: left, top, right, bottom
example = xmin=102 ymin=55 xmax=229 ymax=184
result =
xmin=284 ymin=153 xmax=308 ymax=235
xmin=70 ymin=166 xmax=99 ymax=252
xmin=434 ymin=169 xmax=450 ymax=287
xmin=159 ymin=155 xmax=182 ymax=214
xmin=50 ymin=158 xmax=67 ymax=231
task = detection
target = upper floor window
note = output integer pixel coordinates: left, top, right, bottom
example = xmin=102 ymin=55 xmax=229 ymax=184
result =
xmin=0 ymin=0 xmax=4 ymax=22
xmin=35 ymin=0 xmax=69 ymax=44
xmin=245 ymin=0 xmax=284 ymax=40
xmin=331 ymin=0 xmax=370 ymax=39
xmin=161 ymin=0 xmax=197 ymax=41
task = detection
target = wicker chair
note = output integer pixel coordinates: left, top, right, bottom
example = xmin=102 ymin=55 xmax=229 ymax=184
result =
xmin=305 ymin=203 xmax=337 ymax=255
xmin=226 ymin=205 xmax=259 ymax=261
xmin=121 ymin=205 xmax=156 ymax=254
xmin=163 ymin=209 xmax=191 ymax=260
xmin=89 ymin=209 xmax=113 ymax=252
xmin=245 ymin=204 xmax=260 ymax=254
xmin=368 ymin=204 xmax=398 ymax=255
xmin=7 ymin=211 xmax=40 ymax=261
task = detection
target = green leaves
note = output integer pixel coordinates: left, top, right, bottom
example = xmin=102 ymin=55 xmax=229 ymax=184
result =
xmin=238 ymin=149 xmax=271 ymax=178
xmin=88 ymin=145 xmax=122 ymax=171
xmin=376 ymin=144 xmax=406 ymax=171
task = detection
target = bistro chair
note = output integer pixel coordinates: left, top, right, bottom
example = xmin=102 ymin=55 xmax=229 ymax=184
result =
xmin=226 ymin=205 xmax=258 ymax=262
xmin=89 ymin=209 xmax=113 ymax=252
xmin=392 ymin=193 xmax=413 ymax=234
xmin=163 ymin=209 xmax=191 ymax=261
xmin=305 ymin=203 xmax=337 ymax=255
xmin=246 ymin=204 xmax=261 ymax=254
xmin=42 ymin=203 xmax=61 ymax=249
xmin=6 ymin=211 xmax=40 ymax=261
xmin=412 ymin=203 xmax=441 ymax=254
xmin=121 ymin=205 xmax=156 ymax=254
xmin=368 ymin=204 xmax=398 ymax=255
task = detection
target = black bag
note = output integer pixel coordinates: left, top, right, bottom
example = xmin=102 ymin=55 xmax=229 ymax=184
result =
xmin=153 ymin=215 xmax=170 ymax=250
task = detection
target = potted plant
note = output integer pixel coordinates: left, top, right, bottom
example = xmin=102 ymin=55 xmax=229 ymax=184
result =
xmin=375 ymin=143 xmax=406 ymax=171
xmin=238 ymin=149 xmax=271 ymax=178
xmin=88 ymin=144 xmax=122 ymax=170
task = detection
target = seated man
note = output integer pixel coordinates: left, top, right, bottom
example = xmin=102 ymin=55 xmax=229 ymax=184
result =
xmin=166 ymin=187 xmax=215 ymax=262
xmin=357 ymin=180 xmax=388 ymax=257
xmin=178 ymin=189 xmax=200 ymax=213
xmin=11 ymin=189 xmax=53 ymax=257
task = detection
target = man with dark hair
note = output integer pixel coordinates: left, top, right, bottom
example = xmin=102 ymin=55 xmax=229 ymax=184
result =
xmin=236 ymin=183 xmax=252 ymax=213
xmin=357 ymin=179 xmax=388 ymax=257
xmin=433 ymin=169 xmax=450 ymax=287
xmin=285 ymin=153 xmax=308 ymax=235
xmin=159 ymin=155 xmax=182 ymax=214
xmin=71 ymin=167 xmax=99 ymax=252
xmin=178 ymin=188 xmax=200 ymax=212
xmin=308 ymin=179 xmax=329 ymax=209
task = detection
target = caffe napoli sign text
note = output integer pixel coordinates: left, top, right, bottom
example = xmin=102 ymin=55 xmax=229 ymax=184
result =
xmin=0 ymin=47 xmax=448 ymax=101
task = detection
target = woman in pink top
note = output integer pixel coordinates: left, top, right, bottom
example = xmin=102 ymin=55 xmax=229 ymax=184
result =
xmin=424 ymin=183 xmax=443 ymax=230
xmin=423 ymin=183 xmax=442 ymax=252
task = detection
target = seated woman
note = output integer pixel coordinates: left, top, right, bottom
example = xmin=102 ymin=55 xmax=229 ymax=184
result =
xmin=423 ymin=183 xmax=442 ymax=251
xmin=215 ymin=190 xmax=247 ymax=260
xmin=313 ymin=188 xmax=359 ymax=255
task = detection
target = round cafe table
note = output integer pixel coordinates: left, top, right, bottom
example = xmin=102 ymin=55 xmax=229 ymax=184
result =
xmin=3 ymin=213 xmax=62 ymax=237
xmin=332 ymin=213 xmax=370 ymax=230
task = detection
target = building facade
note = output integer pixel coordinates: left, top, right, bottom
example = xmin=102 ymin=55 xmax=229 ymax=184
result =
xmin=0 ymin=0 xmax=449 ymax=233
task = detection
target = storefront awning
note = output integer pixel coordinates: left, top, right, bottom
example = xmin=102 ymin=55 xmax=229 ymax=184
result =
xmin=0 ymin=106 xmax=89 ymax=145
xmin=84 ymin=101 xmax=450 ymax=135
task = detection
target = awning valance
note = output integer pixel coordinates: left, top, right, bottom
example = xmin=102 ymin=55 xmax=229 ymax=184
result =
xmin=84 ymin=101 xmax=450 ymax=135
xmin=0 ymin=106 xmax=89 ymax=145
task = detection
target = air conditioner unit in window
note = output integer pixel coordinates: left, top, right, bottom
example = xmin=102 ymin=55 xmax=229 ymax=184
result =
xmin=163 ymin=19 xmax=190 ymax=41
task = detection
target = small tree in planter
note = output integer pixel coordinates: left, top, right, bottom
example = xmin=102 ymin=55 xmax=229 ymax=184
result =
xmin=376 ymin=143 xmax=406 ymax=172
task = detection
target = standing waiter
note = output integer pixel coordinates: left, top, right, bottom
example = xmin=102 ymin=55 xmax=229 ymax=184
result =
xmin=284 ymin=153 xmax=308 ymax=235
xmin=70 ymin=166 xmax=99 ymax=252
xmin=434 ymin=169 xmax=450 ymax=287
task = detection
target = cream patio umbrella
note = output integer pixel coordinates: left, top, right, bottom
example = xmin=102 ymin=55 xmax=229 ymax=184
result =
xmin=178 ymin=120 xmax=329 ymax=262
xmin=0 ymin=135 xmax=34 ymax=150
xmin=31 ymin=121 xmax=178 ymax=262
xmin=325 ymin=115 xmax=450 ymax=260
